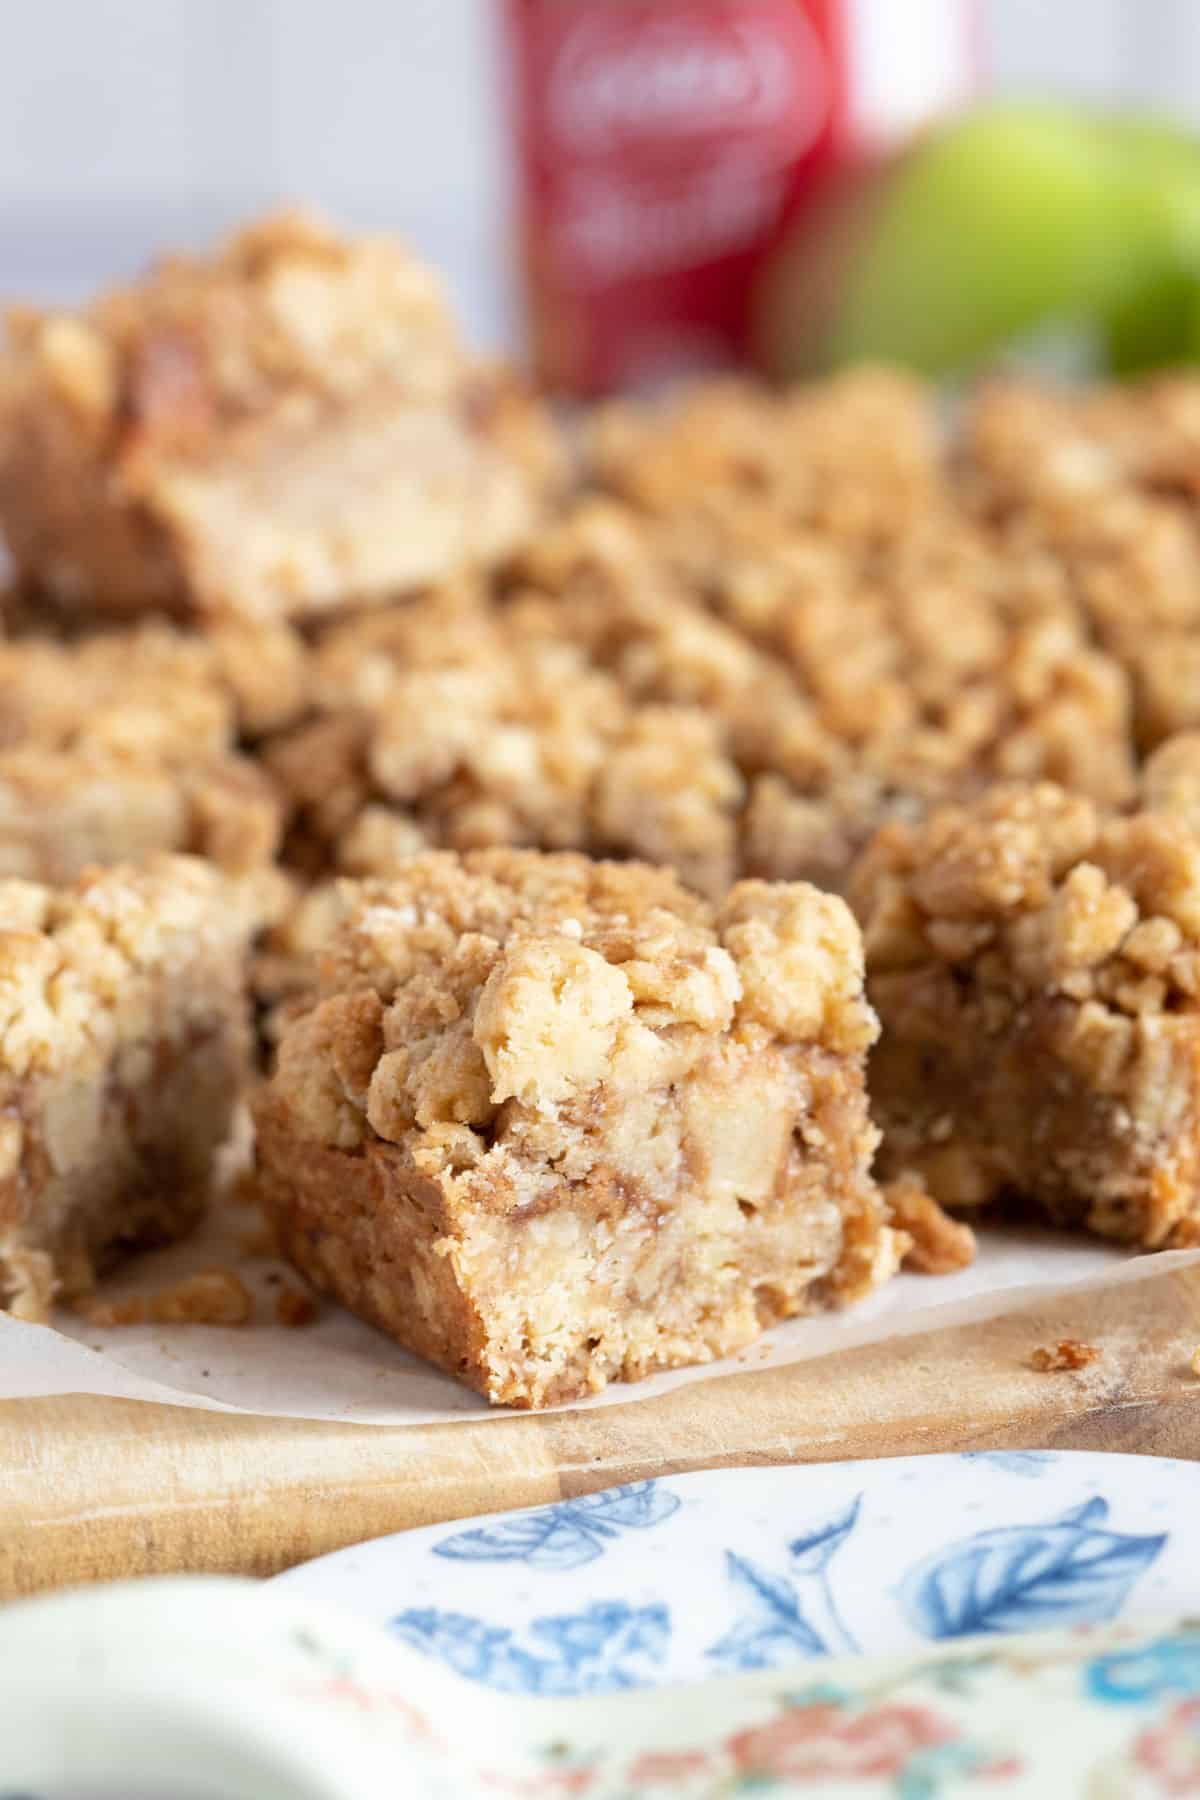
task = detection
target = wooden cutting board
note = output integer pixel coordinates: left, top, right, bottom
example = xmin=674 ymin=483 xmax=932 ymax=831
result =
xmin=6 ymin=1263 xmax=1200 ymax=1601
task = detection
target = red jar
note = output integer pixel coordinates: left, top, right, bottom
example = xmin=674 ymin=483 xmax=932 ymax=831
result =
xmin=502 ymin=0 xmax=980 ymax=393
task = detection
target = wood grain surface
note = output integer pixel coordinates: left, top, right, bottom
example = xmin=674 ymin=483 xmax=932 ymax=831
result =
xmin=6 ymin=1265 xmax=1200 ymax=1600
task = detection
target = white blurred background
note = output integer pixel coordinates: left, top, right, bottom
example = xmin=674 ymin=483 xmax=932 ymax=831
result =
xmin=0 ymin=0 xmax=1195 ymax=347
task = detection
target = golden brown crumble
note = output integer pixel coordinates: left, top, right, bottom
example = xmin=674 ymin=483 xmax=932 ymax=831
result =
xmin=588 ymin=372 xmax=1131 ymax=810
xmin=0 ymin=744 xmax=285 ymax=890
xmin=0 ymin=211 xmax=565 ymax=622
xmin=0 ymin=622 xmax=233 ymax=757
xmin=0 ymin=857 xmax=244 ymax=1075
xmin=79 ymin=1268 xmax=255 ymax=1328
xmin=506 ymin=497 xmax=884 ymax=891
xmin=569 ymin=382 xmax=1137 ymax=881
xmin=266 ymin=577 xmax=749 ymax=898
xmin=255 ymin=847 xmax=899 ymax=1406
xmin=295 ymin=849 xmax=878 ymax=1148
xmin=1030 ymin=1338 xmax=1101 ymax=1373
xmin=0 ymin=601 xmax=311 ymax=739
xmin=590 ymin=368 xmax=943 ymax=546
xmin=200 ymin=617 xmax=312 ymax=738
xmin=0 ymin=620 xmax=288 ymax=886
xmin=884 ymin=1176 xmax=977 ymax=1274
xmin=965 ymin=375 xmax=1200 ymax=750
xmin=274 ymin=1284 xmax=318 ymax=1327
xmin=263 ymin=456 xmax=1135 ymax=905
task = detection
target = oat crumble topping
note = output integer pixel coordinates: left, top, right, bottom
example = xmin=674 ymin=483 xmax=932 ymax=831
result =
xmin=1030 ymin=1338 xmax=1101 ymax=1373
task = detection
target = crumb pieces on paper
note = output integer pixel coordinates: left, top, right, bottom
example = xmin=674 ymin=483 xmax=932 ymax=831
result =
xmin=885 ymin=1176 xmax=977 ymax=1274
xmin=1030 ymin=1338 xmax=1102 ymax=1373
xmin=239 ymin=1217 xmax=281 ymax=1258
xmin=77 ymin=1268 xmax=254 ymax=1328
xmin=274 ymin=1285 xmax=318 ymax=1328
xmin=25 ymin=1197 xmax=1192 ymax=1425
xmin=228 ymin=1168 xmax=261 ymax=1209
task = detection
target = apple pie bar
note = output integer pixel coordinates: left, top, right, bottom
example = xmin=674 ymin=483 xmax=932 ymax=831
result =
xmin=253 ymin=848 xmax=904 ymax=1406
xmin=0 ymin=212 xmax=564 ymax=623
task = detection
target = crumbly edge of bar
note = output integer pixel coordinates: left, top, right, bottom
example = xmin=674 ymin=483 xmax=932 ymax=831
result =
xmin=851 ymin=763 xmax=1200 ymax=1244
xmin=254 ymin=1051 xmax=896 ymax=1410
xmin=854 ymin=767 xmax=1200 ymax=1019
xmin=0 ymin=618 xmax=300 ymax=889
xmin=0 ymin=854 xmax=253 ymax=1316
xmin=0 ymin=592 xmax=311 ymax=743
xmin=0 ymin=741 xmax=284 ymax=887
xmin=0 ymin=854 xmax=252 ymax=1082
xmin=1 ymin=1017 xmax=247 ymax=1320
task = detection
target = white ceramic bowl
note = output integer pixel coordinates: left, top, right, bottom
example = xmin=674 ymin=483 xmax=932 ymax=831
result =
xmin=0 ymin=1576 xmax=419 ymax=1800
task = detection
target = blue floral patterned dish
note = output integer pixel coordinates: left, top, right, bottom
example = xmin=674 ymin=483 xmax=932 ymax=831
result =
xmin=273 ymin=1451 xmax=1200 ymax=1699
xmin=9 ymin=1576 xmax=1200 ymax=1797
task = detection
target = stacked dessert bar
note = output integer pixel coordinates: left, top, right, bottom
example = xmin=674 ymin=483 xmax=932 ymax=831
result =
xmin=2 ymin=212 xmax=1198 ymax=1404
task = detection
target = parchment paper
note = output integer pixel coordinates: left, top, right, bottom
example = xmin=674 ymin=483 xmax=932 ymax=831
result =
xmin=2 ymin=1190 xmax=1195 ymax=1422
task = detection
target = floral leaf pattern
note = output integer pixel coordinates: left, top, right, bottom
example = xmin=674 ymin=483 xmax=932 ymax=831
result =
xmin=707 ymin=1497 xmax=862 ymax=1671
xmin=432 ymin=1481 xmax=681 ymax=1571
xmin=899 ymin=1498 xmax=1167 ymax=1639
xmin=361 ymin=1467 xmax=1187 ymax=1708
xmin=1055 ymin=1496 xmax=1110 ymax=1528
xmin=959 ymin=1452 xmax=1055 ymax=1477
xmin=389 ymin=1599 xmax=670 ymax=1696
xmin=707 ymin=1551 xmax=829 ymax=1669
xmin=789 ymin=1494 xmax=861 ymax=1572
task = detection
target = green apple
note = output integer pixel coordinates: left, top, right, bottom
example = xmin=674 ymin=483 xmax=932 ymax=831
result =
xmin=1101 ymin=118 xmax=1200 ymax=371
xmin=1106 ymin=266 xmax=1199 ymax=373
xmin=822 ymin=105 xmax=1200 ymax=377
